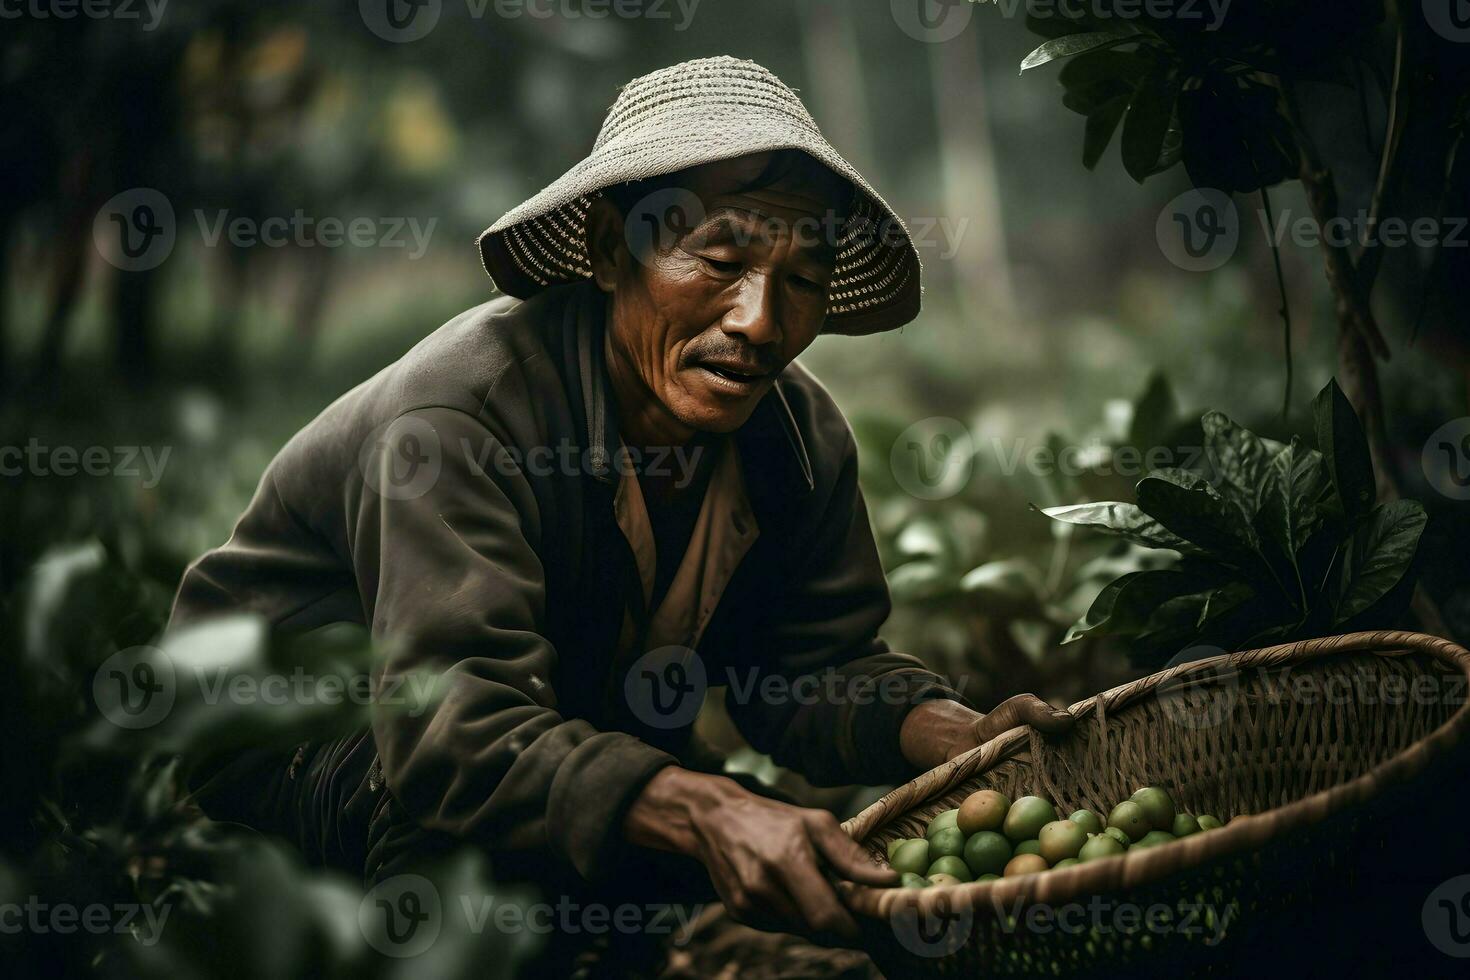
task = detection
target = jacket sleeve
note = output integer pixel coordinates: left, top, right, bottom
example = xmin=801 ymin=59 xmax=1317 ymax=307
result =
xmin=723 ymin=424 xmax=966 ymax=787
xmin=355 ymin=406 xmax=676 ymax=882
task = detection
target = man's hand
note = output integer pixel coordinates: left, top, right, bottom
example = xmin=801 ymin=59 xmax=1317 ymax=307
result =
xmin=624 ymin=767 xmax=895 ymax=945
xmin=899 ymin=695 xmax=1073 ymax=772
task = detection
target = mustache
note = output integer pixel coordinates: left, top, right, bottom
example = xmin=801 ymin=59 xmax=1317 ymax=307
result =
xmin=682 ymin=339 xmax=782 ymax=374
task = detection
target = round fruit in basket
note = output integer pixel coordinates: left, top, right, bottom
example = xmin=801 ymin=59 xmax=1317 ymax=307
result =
xmin=1107 ymin=800 xmax=1150 ymax=841
xmin=929 ymin=826 xmax=966 ymax=859
xmin=962 ymin=830 xmax=1012 ymax=877
xmin=890 ymin=838 xmax=930 ymax=875
xmin=1134 ymin=830 xmax=1176 ymax=849
xmin=1197 ymin=813 xmax=1223 ymax=831
xmin=1069 ymin=809 xmax=1104 ymax=836
xmin=957 ymin=789 xmax=1011 ymax=834
xmin=1171 ymin=813 xmax=1201 ymax=837
xmin=1003 ymin=796 xmax=1057 ymax=841
xmin=1079 ymin=833 xmax=1126 ymax=862
xmin=1038 ymin=819 xmax=1087 ymax=864
xmin=899 ymin=872 xmax=929 ymax=889
xmin=1129 ymin=786 xmax=1176 ymax=831
xmin=925 ymin=808 xmax=960 ymax=839
xmin=926 ymin=856 xmax=972 ymax=882
xmin=1003 ymin=853 xmax=1048 ymax=877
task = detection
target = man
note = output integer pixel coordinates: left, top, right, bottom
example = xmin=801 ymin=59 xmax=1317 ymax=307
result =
xmin=171 ymin=56 xmax=1069 ymax=951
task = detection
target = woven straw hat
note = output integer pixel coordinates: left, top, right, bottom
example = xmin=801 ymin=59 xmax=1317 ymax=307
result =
xmin=477 ymin=56 xmax=922 ymax=336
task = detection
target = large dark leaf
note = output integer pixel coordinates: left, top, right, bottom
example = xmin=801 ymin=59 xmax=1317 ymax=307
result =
xmin=1313 ymin=379 xmax=1377 ymax=522
xmin=1178 ymin=77 xmax=1298 ymax=193
xmin=1038 ymin=500 xmax=1195 ymax=552
xmin=1060 ymin=50 xmax=1148 ymax=115
xmin=1134 ymin=468 xmax=1258 ymax=559
xmin=1202 ymin=410 xmax=1280 ymax=515
xmin=1334 ymin=500 xmax=1427 ymax=625
xmin=1063 ymin=568 xmax=1216 ymax=643
xmin=1121 ymin=68 xmax=1181 ymax=183
xmin=1127 ymin=371 xmax=1179 ymax=458
xmin=1254 ymin=437 xmax=1332 ymax=588
xmin=1083 ymin=95 xmax=1129 ymax=170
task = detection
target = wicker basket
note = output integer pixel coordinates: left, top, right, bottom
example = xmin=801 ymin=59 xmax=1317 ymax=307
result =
xmin=840 ymin=630 xmax=1470 ymax=977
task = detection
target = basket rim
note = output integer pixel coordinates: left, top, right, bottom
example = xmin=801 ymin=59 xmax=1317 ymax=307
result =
xmin=839 ymin=630 xmax=1470 ymax=921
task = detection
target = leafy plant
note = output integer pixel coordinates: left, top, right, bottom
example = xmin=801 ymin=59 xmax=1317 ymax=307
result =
xmin=1040 ymin=379 xmax=1427 ymax=664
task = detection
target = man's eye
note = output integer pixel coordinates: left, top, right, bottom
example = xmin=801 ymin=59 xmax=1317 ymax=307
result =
xmin=702 ymin=257 xmax=742 ymax=275
xmin=790 ymin=274 xmax=824 ymax=291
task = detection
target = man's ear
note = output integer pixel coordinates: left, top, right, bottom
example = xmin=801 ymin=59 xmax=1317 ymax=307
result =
xmin=585 ymin=197 xmax=626 ymax=294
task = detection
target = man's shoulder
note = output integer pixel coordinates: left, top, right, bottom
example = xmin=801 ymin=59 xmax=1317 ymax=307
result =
xmin=773 ymin=358 xmax=854 ymax=452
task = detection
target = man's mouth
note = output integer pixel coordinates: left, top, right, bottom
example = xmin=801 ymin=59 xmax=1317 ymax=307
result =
xmin=692 ymin=360 xmax=774 ymax=394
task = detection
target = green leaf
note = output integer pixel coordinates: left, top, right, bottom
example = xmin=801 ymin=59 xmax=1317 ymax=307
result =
xmin=1037 ymin=500 xmax=1194 ymax=552
xmin=1121 ymin=69 xmax=1181 ymax=183
xmin=1313 ymin=379 xmax=1377 ymax=521
xmin=1202 ymin=410 xmax=1280 ymax=514
xmin=1134 ymin=468 xmax=1258 ymax=559
xmin=1083 ymin=95 xmax=1128 ymax=171
xmin=1334 ymin=500 xmax=1427 ymax=624
xmin=1062 ymin=569 xmax=1213 ymax=643
xmin=1254 ymin=437 xmax=1332 ymax=580
xmin=887 ymin=560 xmax=954 ymax=604
xmin=1021 ymin=30 xmax=1137 ymax=73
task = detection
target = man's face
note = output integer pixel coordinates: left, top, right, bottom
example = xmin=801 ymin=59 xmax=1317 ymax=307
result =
xmin=594 ymin=153 xmax=847 ymax=436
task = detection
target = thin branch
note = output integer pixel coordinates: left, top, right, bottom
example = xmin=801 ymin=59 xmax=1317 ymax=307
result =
xmin=1257 ymin=185 xmax=1293 ymax=417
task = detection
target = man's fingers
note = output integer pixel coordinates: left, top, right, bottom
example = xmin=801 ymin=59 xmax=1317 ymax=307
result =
xmin=809 ymin=816 xmax=897 ymax=887
xmin=974 ymin=693 xmax=1072 ymax=743
xmin=779 ymin=842 xmax=863 ymax=945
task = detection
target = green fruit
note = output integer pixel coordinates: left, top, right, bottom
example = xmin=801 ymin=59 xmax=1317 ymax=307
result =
xmin=1038 ymin=820 xmax=1087 ymax=864
xmin=927 ymin=856 xmax=973 ymax=882
xmin=1197 ymin=814 xmax=1223 ymax=831
xmin=1135 ymin=830 xmax=1177 ymax=849
xmin=1004 ymin=853 xmax=1049 ymax=877
xmin=1053 ymin=858 xmax=1080 ymax=869
xmin=900 ymin=872 xmax=930 ymax=889
xmin=891 ymin=838 xmax=931 ymax=875
xmin=1104 ymin=826 xmax=1132 ymax=848
xmin=1069 ymin=809 xmax=1104 ymax=836
xmin=929 ymin=826 xmax=966 ymax=860
xmin=963 ymin=831 xmax=1012 ymax=878
xmin=886 ymin=838 xmax=905 ymax=861
xmin=1004 ymin=796 xmax=1058 ymax=842
xmin=1130 ymin=787 xmax=1176 ymax=832
xmin=957 ymin=790 xmax=1011 ymax=835
xmin=1015 ymin=839 xmax=1042 ymax=857
xmin=1079 ymin=833 xmax=1126 ymax=862
xmin=928 ymin=873 xmax=965 ymax=887
xmin=1171 ymin=813 xmax=1201 ymax=837
xmin=976 ymin=873 xmax=1000 ymax=882
xmin=925 ymin=808 xmax=960 ymax=839
xmin=1107 ymin=801 xmax=1150 ymax=842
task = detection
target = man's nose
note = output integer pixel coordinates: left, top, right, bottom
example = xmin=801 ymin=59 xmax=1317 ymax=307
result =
xmin=721 ymin=273 xmax=783 ymax=348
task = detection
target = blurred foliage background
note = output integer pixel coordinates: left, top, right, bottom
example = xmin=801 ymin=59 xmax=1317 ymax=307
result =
xmin=2 ymin=2 xmax=1469 ymax=976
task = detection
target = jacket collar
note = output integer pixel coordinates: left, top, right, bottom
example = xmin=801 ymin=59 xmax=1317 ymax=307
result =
xmin=570 ymin=282 xmax=815 ymax=499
